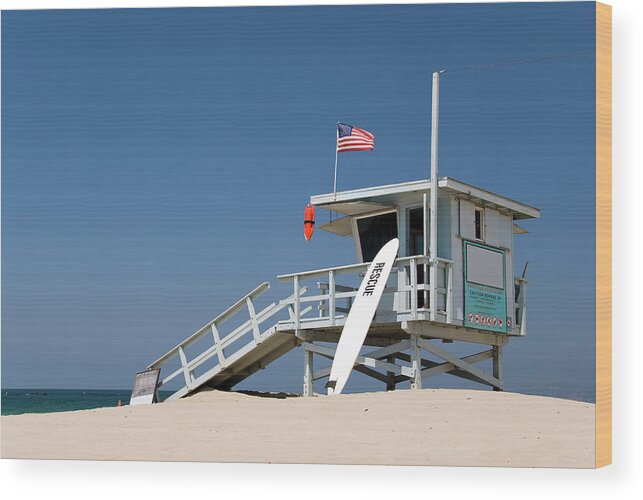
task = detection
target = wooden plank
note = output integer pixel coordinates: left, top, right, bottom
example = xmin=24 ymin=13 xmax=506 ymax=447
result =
xmin=310 ymin=340 xmax=411 ymax=380
xmin=596 ymin=1 xmax=612 ymax=469
xmin=402 ymin=320 xmax=509 ymax=346
xmin=492 ymin=345 xmax=503 ymax=391
xmin=177 ymin=346 xmax=192 ymax=387
xmin=418 ymin=349 xmax=493 ymax=379
xmin=410 ymin=258 xmax=418 ymax=319
xmin=246 ymin=297 xmax=261 ymax=344
xmin=329 ymin=270 xmax=336 ymax=326
xmin=410 ymin=335 xmax=422 ymax=389
xmin=211 ymin=323 xmax=226 ymax=366
xmin=294 ymin=275 xmax=300 ymax=329
xmin=303 ymin=347 xmax=313 ymax=396
xmin=305 ymin=342 xmax=414 ymax=378
xmin=418 ymin=339 xmax=502 ymax=390
xmin=363 ymin=339 xmax=412 ymax=360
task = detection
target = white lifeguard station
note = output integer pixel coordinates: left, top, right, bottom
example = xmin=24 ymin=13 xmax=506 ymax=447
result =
xmin=137 ymin=72 xmax=540 ymax=403
xmin=140 ymin=175 xmax=539 ymax=402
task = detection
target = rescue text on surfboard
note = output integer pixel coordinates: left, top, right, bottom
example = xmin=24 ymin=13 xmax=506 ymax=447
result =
xmin=363 ymin=262 xmax=386 ymax=296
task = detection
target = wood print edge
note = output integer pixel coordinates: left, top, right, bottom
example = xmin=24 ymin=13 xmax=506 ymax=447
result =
xmin=595 ymin=0 xmax=612 ymax=468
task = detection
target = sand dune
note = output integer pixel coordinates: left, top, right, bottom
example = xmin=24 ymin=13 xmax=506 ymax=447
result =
xmin=1 ymin=388 xmax=595 ymax=467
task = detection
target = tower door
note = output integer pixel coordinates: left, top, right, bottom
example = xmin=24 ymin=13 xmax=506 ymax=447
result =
xmin=407 ymin=207 xmax=428 ymax=308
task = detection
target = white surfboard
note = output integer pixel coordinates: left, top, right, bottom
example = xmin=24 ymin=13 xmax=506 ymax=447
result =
xmin=326 ymin=238 xmax=399 ymax=395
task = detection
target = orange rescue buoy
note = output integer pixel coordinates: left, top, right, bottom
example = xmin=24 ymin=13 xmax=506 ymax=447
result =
xmin=304 ymin=203 xmax=315 ymax=241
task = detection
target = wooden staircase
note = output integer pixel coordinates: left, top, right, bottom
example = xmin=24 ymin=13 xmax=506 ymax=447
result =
xmin=147 ymin=282 xmax=312 ymax=402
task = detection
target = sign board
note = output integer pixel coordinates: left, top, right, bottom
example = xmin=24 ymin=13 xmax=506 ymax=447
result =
xmin=130 ymin=368 xmax=161 ymax=405
xmin=464 ymin=241 xmax=507 ymax=333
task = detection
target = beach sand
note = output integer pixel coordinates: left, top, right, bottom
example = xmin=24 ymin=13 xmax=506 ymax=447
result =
xmin=1 ymin=388 xmax=595 ymax=467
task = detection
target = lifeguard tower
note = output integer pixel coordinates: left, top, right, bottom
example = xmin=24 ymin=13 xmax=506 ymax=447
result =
xmin=137 ymin=73 xmax=540 ymax=403
xmin=140 ymin=175 xmax=539 ymax=402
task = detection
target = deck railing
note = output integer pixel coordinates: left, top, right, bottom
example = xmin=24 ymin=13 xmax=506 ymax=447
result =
xmin=277 ymin=255 xmax=454 ymax=328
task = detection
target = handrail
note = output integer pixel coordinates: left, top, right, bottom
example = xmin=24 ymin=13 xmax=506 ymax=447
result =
xmin=150 ymin=284 xmax=311 ymax=392
xmin=277 ymin=255 xmax=451 ymax=282
xmin=148 ymin=281 xmax=270 ymax=368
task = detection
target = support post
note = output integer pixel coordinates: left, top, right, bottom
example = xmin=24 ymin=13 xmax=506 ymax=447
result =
xmin=446 ymin=263 xmax=453 ymax=323
xmin=410 ymin=335 xmax=423 ymax=390
xmin=410 ymin=258 xmax=418 ymax=319
xmin=493 ymin=345 xmax=503 ymax=391
xmin=293 ymin=275 xmax=300 ymax=330
xmin=329 ymin=269 xmax=336 ymax=326
xmin=423 ymin=192 xmax=429 ymax=309
xmin=429 ymin=70 xmax=441 ymax=321
xmin=386 ymin=355 xmax=396 ymax=391
xmin=303 ymin=345 xmax=314 ymax=397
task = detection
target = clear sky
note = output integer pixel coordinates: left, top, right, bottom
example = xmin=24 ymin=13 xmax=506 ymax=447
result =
xmin=2 ymin=2 xmax=596 ymax=401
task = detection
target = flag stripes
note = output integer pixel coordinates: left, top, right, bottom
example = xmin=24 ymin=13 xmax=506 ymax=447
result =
xmin=337 ymin=123 xmax=375 ymax=153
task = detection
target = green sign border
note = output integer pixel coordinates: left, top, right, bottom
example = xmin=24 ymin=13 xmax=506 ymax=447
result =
xmin=463 ymin=241 xmax=507 ymax=333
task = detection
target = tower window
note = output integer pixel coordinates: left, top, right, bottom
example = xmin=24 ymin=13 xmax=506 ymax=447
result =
xmin=474 ymin=207 xmax=484 ymax=241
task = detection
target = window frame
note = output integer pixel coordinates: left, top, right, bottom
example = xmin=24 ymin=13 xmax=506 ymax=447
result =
xmin=474 ymin=205 xmax=485 ymax=242
xmin=351 ymin=208 xmax=399 ymax=263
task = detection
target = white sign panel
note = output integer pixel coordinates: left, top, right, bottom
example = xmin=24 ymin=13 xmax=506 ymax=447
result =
xmin=466 ymin=243 xmax=505 ymax=289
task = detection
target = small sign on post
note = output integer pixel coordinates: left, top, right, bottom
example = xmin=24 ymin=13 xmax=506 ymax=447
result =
xmin=130 ymin=368 xmax=161 ymax=406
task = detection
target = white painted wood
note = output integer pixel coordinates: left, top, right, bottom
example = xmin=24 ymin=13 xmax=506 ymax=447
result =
xmin=493 ymin=345 xmax=503 ymax=391
xmin=210 ymin=323 xmax=225 ymax=366
xmin=294 ymin=275 xmax=300 ymax=330
xmin=326 ymin=238 xmax=400 ymax=395
xmin=446 ymin=263 xmax=453 ymax=323
xmin=306 ymin=342 xmax=414 ymax=380
xmin=410 ymin=258 xmax=418 ymax=319
xmin=410 ymin=335 xmax=422 ymax=390
xmin=303 ymin=346 xmax=314 ymax=397
xmin=419 ymin=349 xmax=493 ymax=378
xmin=152 ymin=287 xmax=311 ymax=395
xmin=329 ymin=270 xmax=336 ymax=326
xmin=402 ymin=320 xmax=509 ymax=346
xmin=246 ymin=297 xmax=261 ymax=344
xmin=148 ymin=282 xmax=270 ymax=368
xmin=418 ymin=339 xmax=503 ymax=390
xmin=178 ymin=346 xmax=192 ymax=388
xmin=312 ymin=177 xmax=539 ymax=220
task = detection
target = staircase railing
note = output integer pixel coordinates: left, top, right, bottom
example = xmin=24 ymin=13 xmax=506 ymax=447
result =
xmin=148 ymin=282 xmax=309 ymax=398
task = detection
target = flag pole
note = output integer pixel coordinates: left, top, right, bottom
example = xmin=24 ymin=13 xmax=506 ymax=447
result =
xmin=333 ymin=123 xmax=339 ymax=199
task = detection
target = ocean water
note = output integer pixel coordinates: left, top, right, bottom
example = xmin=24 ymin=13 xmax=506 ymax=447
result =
xmin=1 ymin=389 xmax=170 ymax=416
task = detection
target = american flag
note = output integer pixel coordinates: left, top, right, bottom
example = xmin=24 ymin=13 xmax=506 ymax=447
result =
xmin=336 ymin=123 xmax=375 ymax=153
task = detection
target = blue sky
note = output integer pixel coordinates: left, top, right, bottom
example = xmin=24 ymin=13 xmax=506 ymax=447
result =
xmin=2 ymin=3 xmax=596 ymax=401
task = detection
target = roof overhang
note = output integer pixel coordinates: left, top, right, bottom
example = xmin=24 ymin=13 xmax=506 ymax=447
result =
xmin=318 ymin=216 xmax=353 ymax=236
xmin=315 ymin=200 xmax=393 ymax=217
xmin=311 ymin=177 xmax=540 ymax=220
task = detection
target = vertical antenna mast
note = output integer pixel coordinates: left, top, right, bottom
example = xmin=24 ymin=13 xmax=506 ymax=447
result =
xmin=429 ymin=70 xmax=442 ymax=321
